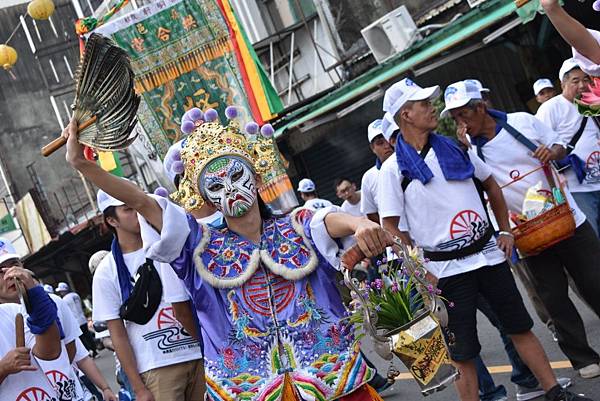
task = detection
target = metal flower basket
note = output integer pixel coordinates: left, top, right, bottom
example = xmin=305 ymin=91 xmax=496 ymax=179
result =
xmin=341 ymin=242 xmax=458 ymax=396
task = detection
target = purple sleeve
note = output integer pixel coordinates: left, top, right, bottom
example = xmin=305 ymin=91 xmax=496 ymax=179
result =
xmin=169 ymin=215 xmax=204 ymax=288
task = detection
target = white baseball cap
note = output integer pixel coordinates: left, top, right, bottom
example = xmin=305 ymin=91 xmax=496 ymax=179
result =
xmin=88 ymin=250 xmax=109 ymax=275
xmin=559 ymin=58 xmax=580 ymax=82
xmin=441 ymin=80 xmax=483 ymax=118
xmin=381 ymin=112 xmax=399 ymax=141
xmin=0 ymin=238 xmax=20 ymax=264
xmin=43 ymin=284 xmax=54 ymax=294
xmin=56 ymin=282 xmax=69 ymax=292
xmin=383 ymin=78 xmax=441 ymax=119
xmin=297 ymin=178 xmax=316 ymax=193
xmin=97 ymin=189 xmax=125 ymax=213
xmin=367 ymin=119 xmax=384 ymax=143
xmin=465 ymin=78 xmax=490 ymax=93
xmin=533 ymin=78 xmax=554 ymax=96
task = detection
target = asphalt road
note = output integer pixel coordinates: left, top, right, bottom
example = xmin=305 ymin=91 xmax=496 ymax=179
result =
xmin=93 ymin=279 xmax=600 ymax=400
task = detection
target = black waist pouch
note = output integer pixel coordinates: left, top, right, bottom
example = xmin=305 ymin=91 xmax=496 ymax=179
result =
xmin=119 ymin=259 xmax=163 ymax=325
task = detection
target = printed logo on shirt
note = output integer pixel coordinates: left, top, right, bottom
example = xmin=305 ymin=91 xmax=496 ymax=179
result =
xmin=46 ymin=370 xmax=78 ymax=401
xmin=142 ymin=307 xmax=199 ymax=354
xmin=312 ymin=202 xmax=328 ymax=209
xmin=437 ymin=210 xmax=490 ymax=252
xmin=585 ymin=151 xmax=600 ymax=183
xmin=16 ymin=387 xmax=56 ymax=401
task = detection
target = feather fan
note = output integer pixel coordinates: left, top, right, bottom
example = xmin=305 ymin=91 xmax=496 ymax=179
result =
xmin=42 ymin=33 xmax=140 ymax=157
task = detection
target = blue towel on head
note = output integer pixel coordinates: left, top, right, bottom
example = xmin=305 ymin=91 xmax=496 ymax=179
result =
xmin=395 ymin=132 xmax=474 ymax=185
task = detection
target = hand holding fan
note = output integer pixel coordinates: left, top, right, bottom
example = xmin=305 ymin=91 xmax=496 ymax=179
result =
xmin=42 ymin=33 xmax=140 ymax=157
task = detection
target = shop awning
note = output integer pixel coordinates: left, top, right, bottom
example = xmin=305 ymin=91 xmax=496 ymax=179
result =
xmin=274 ymin=0 xmax=525 ymax=138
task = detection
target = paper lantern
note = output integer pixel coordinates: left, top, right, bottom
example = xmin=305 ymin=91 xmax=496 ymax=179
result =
xmin=27 ymin=0 xmax=55 ymax=20
xmin=0 ymin=45 xmax=18 ymax=70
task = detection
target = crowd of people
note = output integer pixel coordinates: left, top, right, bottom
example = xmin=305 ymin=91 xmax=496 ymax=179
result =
xmin=2 ymin=0 xmax=600 ymax=400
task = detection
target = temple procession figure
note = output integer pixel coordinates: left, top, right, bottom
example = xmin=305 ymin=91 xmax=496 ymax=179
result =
xmin=63 ymin=106 xmax=392 ymax=401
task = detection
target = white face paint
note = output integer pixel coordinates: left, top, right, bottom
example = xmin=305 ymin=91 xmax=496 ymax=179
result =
xmin=200 ymin=156 xmax=257 ymax=217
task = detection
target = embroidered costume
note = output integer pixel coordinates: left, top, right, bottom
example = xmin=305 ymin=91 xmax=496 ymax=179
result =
xmin=140 ymin=107 xmax=377 ymax=401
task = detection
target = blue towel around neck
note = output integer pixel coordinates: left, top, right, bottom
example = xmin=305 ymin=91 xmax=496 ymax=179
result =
xmin=395 ymin=132 xmax=474 ymax=185
xmin=112 ymin=238 xmax=134 ymax=303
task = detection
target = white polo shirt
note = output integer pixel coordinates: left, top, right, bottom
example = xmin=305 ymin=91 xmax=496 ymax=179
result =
xmin=473 ymin=112 xmax=586 ymax=228
xmin=378 ymin=146 xmax=505 ymax=279
xmin=536 ymin=95 xmax=600 ymax=193
xmin=92 ymin=249 xmax=201 ymax=374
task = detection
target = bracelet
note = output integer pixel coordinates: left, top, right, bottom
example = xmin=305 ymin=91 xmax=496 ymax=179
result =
xmin=498 ymin=231 xmax=514 ymax=238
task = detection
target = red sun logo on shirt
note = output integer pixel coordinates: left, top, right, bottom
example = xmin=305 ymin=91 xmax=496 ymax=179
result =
xmin=586 ymin=151 xmax=600 ymax=179
xmin=450 ymin=210 xmax=484 ymax=240
xmin=157 ymin=307 xmax=185 ymax=339
xmin=16 ymin=387 xmax=54 ymax=401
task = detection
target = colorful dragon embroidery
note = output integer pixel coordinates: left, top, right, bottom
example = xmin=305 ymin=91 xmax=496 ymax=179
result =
xmin=228 ymin=290 xmax=269 ymax=340
xmin=287 ymin=283 xmax=329 ymax=328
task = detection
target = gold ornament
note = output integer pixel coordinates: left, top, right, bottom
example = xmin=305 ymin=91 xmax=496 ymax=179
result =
xmin=171 ymin=111 xmax=278 ymax=212
xmin=0 ymin=44 xmax=18 ymax=70
xmin=27 ymin=0 xmax=55 ymax=20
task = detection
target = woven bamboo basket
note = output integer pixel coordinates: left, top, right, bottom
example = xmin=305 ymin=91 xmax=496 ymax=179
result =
xmin=507 ymin=165 xmax=575 ymax=256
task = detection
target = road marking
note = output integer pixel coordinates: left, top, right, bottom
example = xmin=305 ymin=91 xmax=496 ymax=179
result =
xmin=394 ymin=360 xmax=573 ymax=380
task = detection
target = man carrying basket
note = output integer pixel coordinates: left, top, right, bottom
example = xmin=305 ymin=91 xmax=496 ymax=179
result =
xmin=444 ymin=80 xmax=600 ymax=380
xmin=377 ymin=78 xmax=587 ymax=401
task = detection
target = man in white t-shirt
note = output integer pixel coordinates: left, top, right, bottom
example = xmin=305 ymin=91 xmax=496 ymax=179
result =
xmin=536 ymin=59 xmax=600 ymax=235
xmin=377 ymin=77 xmax=587 ymax=401
xmin=56 ymin=282 xmax=97 ymax=358
xmin=334 ymin=177 xmax=363 ymax=217
xmin=360 ymin=119 xmax=394 ymax=223
xmin=445 ymin=80 xmax=600 ymax=382
xmin=92 ymin=189 xmax=203 ymax=401
xmin=297 ymin=178 xmax=333 ymax=209
xmin=0 ymin=260 xmax=80 ymax=401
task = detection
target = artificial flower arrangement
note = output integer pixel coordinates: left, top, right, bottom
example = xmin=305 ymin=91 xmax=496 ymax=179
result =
xmin=576 ymin=77 xmax=600 ymax=116
xmin=341 ymin=244 xmax=457 ymax=396
xmin=347 ymin=247 xmax=441 ymax=332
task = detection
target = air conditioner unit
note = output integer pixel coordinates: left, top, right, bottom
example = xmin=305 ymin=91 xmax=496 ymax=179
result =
xmin=467 ymin=0 xmax=487 ymax=8
xmin=361 ymin=5 xmax=421 ymax=64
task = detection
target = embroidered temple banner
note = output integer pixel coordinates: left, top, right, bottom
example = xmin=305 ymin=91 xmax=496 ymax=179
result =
xmin=94 ymin=0 xmax=283 ymax=159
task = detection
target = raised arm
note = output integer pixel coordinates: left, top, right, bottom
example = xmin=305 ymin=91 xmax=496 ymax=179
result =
xmin=541 ymin=0 xmax=600 ymax=65
xmin=63 ymin=118 xmax=164 ymax=231
xmin=3 ymin=267 xmax=61 ymax=361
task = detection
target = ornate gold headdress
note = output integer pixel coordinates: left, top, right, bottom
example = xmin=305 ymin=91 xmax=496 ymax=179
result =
xmin=169 ymin=106 xmax=278 ymax=212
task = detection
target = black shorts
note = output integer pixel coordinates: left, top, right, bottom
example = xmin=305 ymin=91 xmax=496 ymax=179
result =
xmin=437 ymin=262 xmax=533 ymax=362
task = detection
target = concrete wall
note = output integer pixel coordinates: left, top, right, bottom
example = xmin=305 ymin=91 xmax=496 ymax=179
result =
xmin=0 ymin=0 xmax=94 ymax=234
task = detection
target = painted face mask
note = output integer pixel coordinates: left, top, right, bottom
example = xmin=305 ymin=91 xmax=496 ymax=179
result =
xmin=200 ymin=156 xmax=257 ymax=217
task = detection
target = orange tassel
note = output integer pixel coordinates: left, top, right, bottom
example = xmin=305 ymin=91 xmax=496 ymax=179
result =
xmin=281 ymin=373 xmax=299 ymax=401
xmin=365 ymin=384 xmax=384 ymax=401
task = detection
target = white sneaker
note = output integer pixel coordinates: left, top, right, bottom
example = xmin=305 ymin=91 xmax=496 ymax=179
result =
xmin=579 ymin=363 xmax=600 ymax=378
xmin=516 ymin=377 xmax=572 ymax=401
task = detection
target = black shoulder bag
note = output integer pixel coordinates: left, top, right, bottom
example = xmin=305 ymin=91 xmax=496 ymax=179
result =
xmin=119 ymin=259 xmax=163 ymax=325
